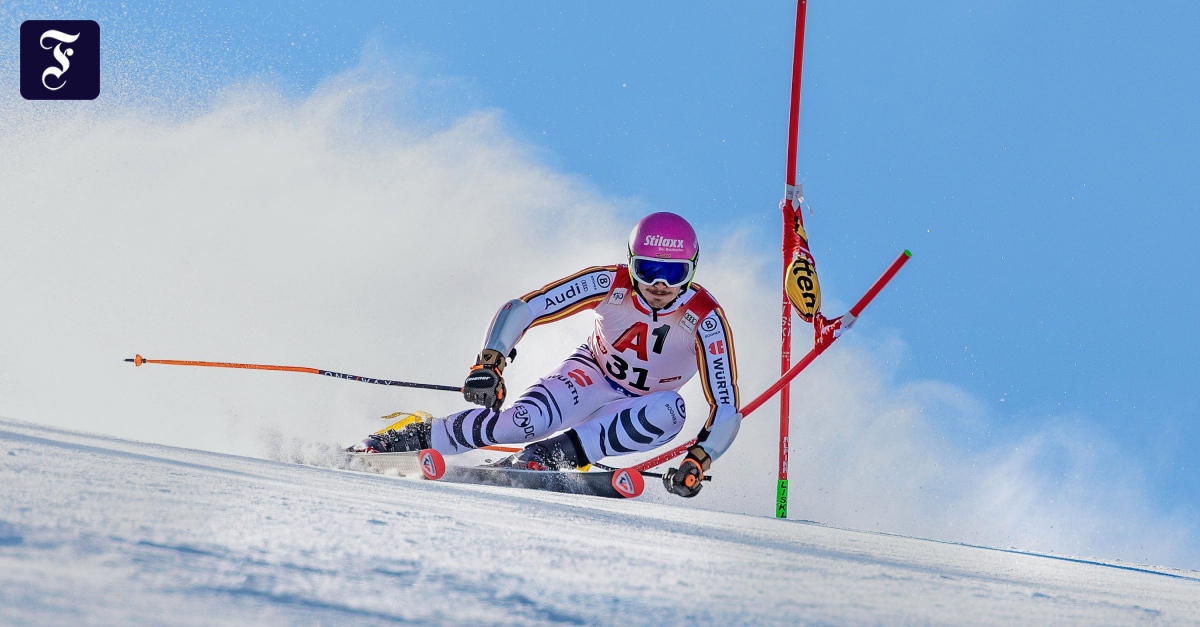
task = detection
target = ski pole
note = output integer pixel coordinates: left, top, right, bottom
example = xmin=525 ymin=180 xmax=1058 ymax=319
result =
xmin=125 ymin=354 xmax=462 ymax=392
xmin=627 ymin=249 xmax=911 ymax=473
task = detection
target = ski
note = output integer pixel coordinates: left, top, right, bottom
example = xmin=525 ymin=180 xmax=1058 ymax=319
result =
xmin=437 ymin=464 xmax=644 ymax=499
xmin=348 ymin=451 xmax=425 ymax=476
xmin=349 ymin=449 xmax=645 ymax=499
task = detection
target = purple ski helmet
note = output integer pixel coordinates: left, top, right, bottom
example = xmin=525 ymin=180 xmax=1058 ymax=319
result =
xmin=627 ymin=212 xmax=699 ymax=288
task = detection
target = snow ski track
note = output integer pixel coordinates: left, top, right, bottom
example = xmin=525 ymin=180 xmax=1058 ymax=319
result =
xmin=1 ymin=417 xmax=1198 ymax=625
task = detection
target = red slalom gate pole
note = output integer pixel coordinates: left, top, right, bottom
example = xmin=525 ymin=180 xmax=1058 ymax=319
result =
xmin=751 ymin=250 xmax=912 ymax=416
xmin=778 ymin=0 xmax=810 ymax=519
xmin=628 ymin=250 xmax=911 ymax=476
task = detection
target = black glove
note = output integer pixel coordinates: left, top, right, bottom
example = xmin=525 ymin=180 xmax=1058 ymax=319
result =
xmin=463 ymin=349 xmax=507 ymax=411
xmin=663 ymin=445 xmax=711 ymax=498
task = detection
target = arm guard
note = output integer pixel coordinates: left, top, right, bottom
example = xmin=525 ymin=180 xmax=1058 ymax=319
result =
xmin=482 ymin=267 xmax=615 ymax=356
xmin=697 ymin=415 xmax=740 ymax=461
xmin=481 ymin=299 xmax=533 ymax=357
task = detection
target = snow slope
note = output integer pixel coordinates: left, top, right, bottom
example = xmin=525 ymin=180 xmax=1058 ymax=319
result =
xmin=1 ymin=417 xmax=1197 ymax=626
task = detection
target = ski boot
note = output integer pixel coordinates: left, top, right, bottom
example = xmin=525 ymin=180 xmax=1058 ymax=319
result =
xmin=349 ymin=411 xmax=432 ymax=453
xmin=496 ymin=431 xmax=589 ymax=471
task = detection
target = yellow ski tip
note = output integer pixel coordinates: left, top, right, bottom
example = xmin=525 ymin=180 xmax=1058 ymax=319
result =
xmin=375 ymin=410 xmax=433 ymax=434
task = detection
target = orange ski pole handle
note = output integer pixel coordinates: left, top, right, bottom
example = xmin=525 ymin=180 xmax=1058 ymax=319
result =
xmin=128 ymin=354 xmax=319 ymax=374
xmin=125 ymin=354 xmax=463 ymax=393
xmin=628 ymin=249 xmax=911 ymax=473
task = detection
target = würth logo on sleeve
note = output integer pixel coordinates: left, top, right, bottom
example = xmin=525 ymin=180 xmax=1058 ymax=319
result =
xmin=566 ymin=369 xmax=594 ymax=387
xmin=20 ymin=20 xmax=100 ymax=100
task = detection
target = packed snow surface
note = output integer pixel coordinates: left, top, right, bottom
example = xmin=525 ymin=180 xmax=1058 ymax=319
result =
xmin=1 ymin=418 xmax=1197 ymax=626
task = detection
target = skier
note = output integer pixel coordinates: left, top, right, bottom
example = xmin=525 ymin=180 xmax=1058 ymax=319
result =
xmin=354 ymin=212 xmax=740 ymax=497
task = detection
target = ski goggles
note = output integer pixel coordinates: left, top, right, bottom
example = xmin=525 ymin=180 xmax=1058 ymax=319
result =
xmin=629 ymin=256 xmax=695 ymax=288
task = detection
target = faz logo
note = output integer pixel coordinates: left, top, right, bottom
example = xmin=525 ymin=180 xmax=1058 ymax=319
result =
xmin=609 ymin=288 xmax=627 ymax=305
xmin=21 ymin=21 xmax=100 ymax=100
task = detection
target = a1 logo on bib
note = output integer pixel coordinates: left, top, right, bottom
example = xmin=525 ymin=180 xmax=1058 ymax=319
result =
xmin=20 ymin=20 xmax=100 ymax=100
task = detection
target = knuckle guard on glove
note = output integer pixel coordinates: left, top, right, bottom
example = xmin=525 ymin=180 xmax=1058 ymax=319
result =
xmin=463 ymin=349 xmax=507 ymax=410
xmin=663 ymin=462 xmax=702 ymax=498
xmin=663 ymin=445 xmax=712 ymax=498
xmin=663 ymin=457 xmax=706 ymax=498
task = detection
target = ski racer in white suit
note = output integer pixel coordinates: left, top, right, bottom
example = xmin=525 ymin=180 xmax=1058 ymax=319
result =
xmin=356 ymin=212 xmax=740 ymax=497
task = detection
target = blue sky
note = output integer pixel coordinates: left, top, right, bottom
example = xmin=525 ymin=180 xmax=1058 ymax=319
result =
xmin=7 ymin=2 xmax=1199 ymax=525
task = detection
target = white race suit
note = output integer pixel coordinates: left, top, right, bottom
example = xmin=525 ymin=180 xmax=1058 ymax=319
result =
xmin=427 ymin=264 xmax=741 ymax=464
